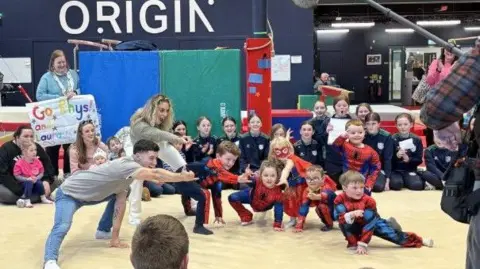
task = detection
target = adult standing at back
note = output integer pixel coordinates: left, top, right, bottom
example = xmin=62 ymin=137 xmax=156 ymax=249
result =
xmin=128 ymin=94 xmax=192 ymax=226
xmin=423 ymin=47 xmax=459 ymax=147
xmin=420 ymin=39 xmax=480 ymax=269
xmin=36 ymin=50 xmax=80 ymax=178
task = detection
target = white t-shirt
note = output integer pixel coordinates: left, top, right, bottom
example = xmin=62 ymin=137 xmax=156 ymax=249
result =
xmin=61 ymin=157 xmax=142 ymax=202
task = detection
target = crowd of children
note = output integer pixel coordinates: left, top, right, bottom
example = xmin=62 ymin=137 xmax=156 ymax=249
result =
xmin=16 ymin=94 xmax=448 ymax=254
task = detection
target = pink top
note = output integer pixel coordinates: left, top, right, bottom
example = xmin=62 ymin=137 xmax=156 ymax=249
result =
xmin=426 ymin=59 xmax=453 ymax=86
xmin=69 ymin=142 xmax=109 ymax=173
xmin=13 ymin=158 xmax=44 ymax=178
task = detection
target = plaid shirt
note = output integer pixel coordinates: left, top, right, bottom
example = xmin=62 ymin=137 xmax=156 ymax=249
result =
xmin=420 ymin=39 xmax=480 ymax=130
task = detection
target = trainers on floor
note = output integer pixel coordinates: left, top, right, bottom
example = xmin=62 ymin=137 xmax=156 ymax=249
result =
xmin=424 ymin=182 xmax=436 ymax=191
xmin=16 ymin=199 xmax=25 ymax=208
xmin=129 ymin=218 xmax=141 ymax=226
xmin=44 ymin=260 xmax=61 ymax=269
xmin=423 ymin=238 xmax=434 ymax=248
xmin=95 ymin=230 xmax=112 ymax=240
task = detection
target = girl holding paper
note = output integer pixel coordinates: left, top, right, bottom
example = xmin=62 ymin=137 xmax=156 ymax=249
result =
xmin=325 ymin=95 xmax=352 ymax=189
xmin=391 ymin=113 xmax=424 ymax=191
xmin=35 ymin=50 xmax=80 ymax=178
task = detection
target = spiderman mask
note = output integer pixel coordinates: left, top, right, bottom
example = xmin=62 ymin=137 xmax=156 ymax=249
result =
xmin=274 ymin=146 xmax=291 ymax=159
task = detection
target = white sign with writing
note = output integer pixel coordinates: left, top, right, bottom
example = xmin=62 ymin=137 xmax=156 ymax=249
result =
xmin=272 ymin=55 xmax=291 ymax=81
xmin=26 ymin=95 xmax=101 ymax=147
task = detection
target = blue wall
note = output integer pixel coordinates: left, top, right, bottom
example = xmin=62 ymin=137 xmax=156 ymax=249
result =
xmin=0 ymin=0 xmax=313 ymax=109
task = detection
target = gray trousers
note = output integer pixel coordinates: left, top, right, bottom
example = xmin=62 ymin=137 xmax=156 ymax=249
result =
xmin=467 ymin=213 xmax=480 ymax=269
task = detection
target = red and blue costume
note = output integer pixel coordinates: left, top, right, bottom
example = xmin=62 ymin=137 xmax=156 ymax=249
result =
xmin=334 ymin=192 xmax=424 ymax=249
xmin=295 ymin=175 xmax=337 ymax=231
xmin=228 ymin=177 xmax=284 ymax=228
xmin=282 ymin=154 xmax=313 ymax=218
xmin=183 ymin=158 xmax=242 ymax=223
xmin=332 ymin=136 xmax=381 ymax=193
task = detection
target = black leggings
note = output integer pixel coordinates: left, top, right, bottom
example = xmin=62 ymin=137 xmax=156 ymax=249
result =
xmin=46 ymin=144 xmax=70 ymax=175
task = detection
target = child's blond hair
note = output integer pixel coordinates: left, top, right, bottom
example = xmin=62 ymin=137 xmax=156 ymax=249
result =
xmin=339 ymin=170 xmax=365 ymax=187
xmin=268 ymin=136 xmax=294 ymax=161
xmin=345 ymin=119 xmax=364 ymax=130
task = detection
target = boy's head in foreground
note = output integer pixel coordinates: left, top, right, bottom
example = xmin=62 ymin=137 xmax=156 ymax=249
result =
xmin=339 ymin=170 xmax=365 ymax=200
xmin=216 ymin=141 xmax=241 ymax=171
xmin=131 ymin=214 xmax=189 ymax=269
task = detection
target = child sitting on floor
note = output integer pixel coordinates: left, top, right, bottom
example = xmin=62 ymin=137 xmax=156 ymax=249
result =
xmin=13 ymin=142 xmax=53 ymax=208
xmin=334 ymin=170 xmax=434 ymax=255
xmin=106 ymin=136 xmax=125 ymax=160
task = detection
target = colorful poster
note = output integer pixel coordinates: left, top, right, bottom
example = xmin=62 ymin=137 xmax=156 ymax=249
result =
xmin=26 ymin=95 xmax=101 ymax=147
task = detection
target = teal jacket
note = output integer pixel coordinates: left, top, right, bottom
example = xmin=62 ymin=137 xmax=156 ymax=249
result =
xmin=36 ymin=70 xmax=80 ymax=101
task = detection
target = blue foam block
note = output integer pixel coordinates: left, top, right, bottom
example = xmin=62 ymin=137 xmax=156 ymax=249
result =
xmin=79 ymin=51 xmax=161 ymax=138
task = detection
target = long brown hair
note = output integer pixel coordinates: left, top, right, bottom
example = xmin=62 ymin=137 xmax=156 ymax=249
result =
xmin=48 ymin=50 xmax=69 ymax=72
xmin=72 ymin=120 xmax=99 ymax=164
xmin=130 ymin=94 xmax=174 ymax=131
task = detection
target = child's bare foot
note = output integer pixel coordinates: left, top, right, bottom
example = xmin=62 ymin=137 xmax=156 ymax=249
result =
xmin=273 ymin=227 xmax=284 ymax=232
xmin=25 ymin=199 xmax=33 ymax=208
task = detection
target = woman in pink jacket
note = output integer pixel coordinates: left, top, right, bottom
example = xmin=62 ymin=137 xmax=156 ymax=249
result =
xmin=424 ymin=48 xmax=459 ymax=146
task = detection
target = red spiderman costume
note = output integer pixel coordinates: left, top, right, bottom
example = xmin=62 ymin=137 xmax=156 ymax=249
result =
xmin=228 ymin=177 xmax=284 ymax=228
xmin=334 ymin=192 xmax=425 ymax=249
xmin=333 ymin=135 xmax=381 ymax=191
xmin=185 ymin=158 xmax=243 ymax=223
xmin=295 ymin=175 xmax=337 ymax=232
xmin=281 ymin=154 xmax=313 ymax=218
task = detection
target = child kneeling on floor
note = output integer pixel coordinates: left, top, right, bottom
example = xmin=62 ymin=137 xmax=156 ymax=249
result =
xmin=334 ymin=170 xmax=434 ymax=255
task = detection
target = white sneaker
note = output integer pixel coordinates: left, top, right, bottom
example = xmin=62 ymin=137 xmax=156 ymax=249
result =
xmin=41 ymin=195 xmax=54 ymax=204
xmin=16 ymin=199 xmax=25 ymax=208
xmin=129 ymin=218 xmax=141 ymax=226
xmin=284 ymin=217 xmax=297 ymax=229
xmin=44 ymin=260 xmax=61 ymax=269
xmin=241 ymin=221 xmax=253 ymax=226
xmin=95 ymin=230 xmax=112 ymax=240
xmin=424 ymin=182 xmax=435 ymax=191
xmin=423 ymin=238 xmax=434 ymax=248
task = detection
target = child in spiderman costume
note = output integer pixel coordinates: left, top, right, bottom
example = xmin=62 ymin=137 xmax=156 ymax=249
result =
xmin=228 ymin=160 xmax=285 ymax=230
xmin=185 ymin=141 xmax=251 ymax=226
xmin=294 ymin=165 xmax=337 ymax=232
xmin=271 ymin=137 xmax=313 ymax=228
xmin=330 ymin=119 xmax=381 ymax=195
xmin=334 ymin=170 xmax=434 ymax=255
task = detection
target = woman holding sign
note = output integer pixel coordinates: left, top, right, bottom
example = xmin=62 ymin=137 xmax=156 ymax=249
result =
xmin=36 ymin=50 xmax=80 ymax=178
xmin=128 ymin=94 xmax=194 ymax=226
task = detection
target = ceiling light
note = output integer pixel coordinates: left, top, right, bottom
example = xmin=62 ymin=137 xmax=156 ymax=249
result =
xmin=317 ymin=29 xmax=350 ymax=34
xmin=331 ymin=22 xmax=375 ymax=28
xmin=385 ymin=28 xmax=414 ymax=33
xmin=464 ymin=27 xmax=480 ymax=31
xmin=416 ymin=20 xmax=461 ymax=26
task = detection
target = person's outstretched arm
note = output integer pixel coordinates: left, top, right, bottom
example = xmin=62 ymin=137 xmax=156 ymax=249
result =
xmin=110 ymin=191 xmax=128 ymax=248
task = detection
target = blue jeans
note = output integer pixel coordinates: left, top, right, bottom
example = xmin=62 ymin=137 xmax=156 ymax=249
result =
xmin=144 ymin=181 xmax=176 ymax=197
xmin=44 ymin=188 xmax=115 ymax=261
xmin=21 ymin=180 xmax=45 ymax=199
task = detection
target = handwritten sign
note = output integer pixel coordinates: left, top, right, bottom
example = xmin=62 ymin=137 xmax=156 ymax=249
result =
xmin=271 ymin=55 xmax=291 ymax=81
xmin=26 ymin=95 xmax=101 ymax=147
